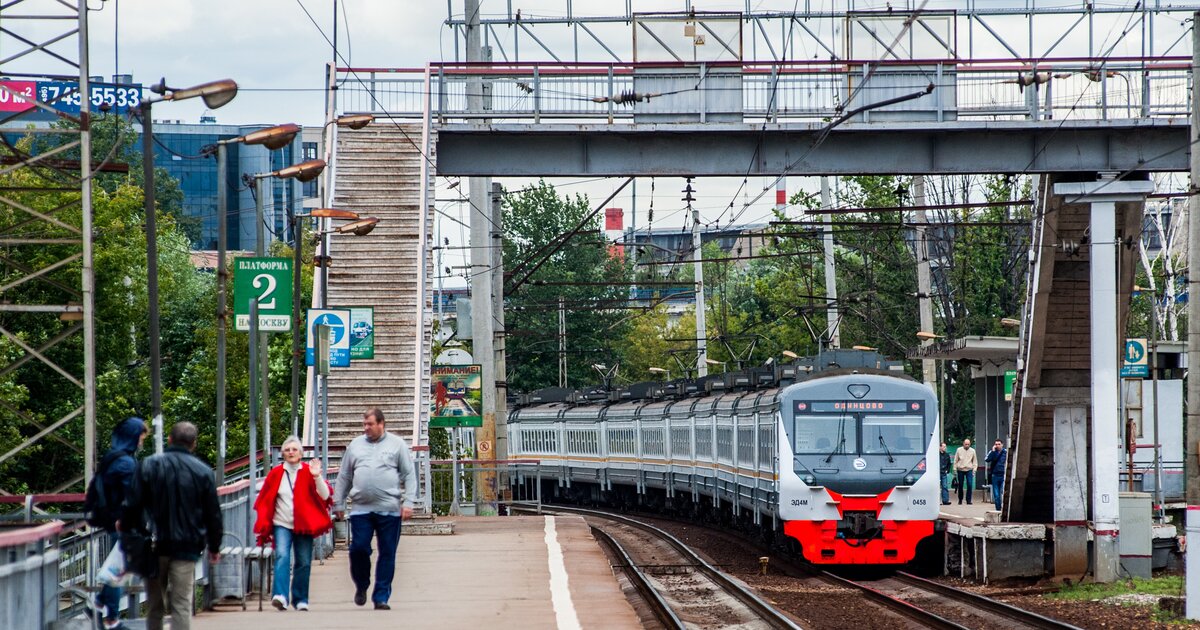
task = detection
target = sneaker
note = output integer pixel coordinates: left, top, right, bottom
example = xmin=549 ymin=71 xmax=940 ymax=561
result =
xmin=272 ymin=595 xmax=287 ymax=611
xmin=102 ymin=622 xmax=128 ymax=630
xmin=354 ymin=589 xmax=367 ymax=606
xmin=374 ymin=603 xmax=391 ymax=610
xmin=295 ymin=602 xmax=309 ymax=611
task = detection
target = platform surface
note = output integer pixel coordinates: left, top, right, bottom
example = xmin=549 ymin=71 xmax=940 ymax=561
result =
xmin=192 ymin=515 xmax=639 ymax=629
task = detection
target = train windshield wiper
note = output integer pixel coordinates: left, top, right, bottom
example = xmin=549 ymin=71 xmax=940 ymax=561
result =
xmin=878 ymin=434 xmax=895 ymax=463
xmin=824 ymin=416 xmax=847 ymax=463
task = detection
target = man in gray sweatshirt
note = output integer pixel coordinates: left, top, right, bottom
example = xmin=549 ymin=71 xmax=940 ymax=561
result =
xmin=333 ymin=408 xmax=417 ymax=610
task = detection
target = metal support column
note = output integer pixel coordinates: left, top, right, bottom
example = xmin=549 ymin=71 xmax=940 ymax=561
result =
xmin=492 ymin=183 xmax=508 ymax=463
xmin=1054 ymin=175 xmax=1154 ymax=583
xmin=914 ymin=176 xmax=937 ymax=386
xmin=820 ymin=177 xmax=839 ymax=349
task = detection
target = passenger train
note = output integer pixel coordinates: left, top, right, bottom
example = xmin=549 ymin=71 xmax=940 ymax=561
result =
xmin=508 ymin=350 xmax=942 ymax=565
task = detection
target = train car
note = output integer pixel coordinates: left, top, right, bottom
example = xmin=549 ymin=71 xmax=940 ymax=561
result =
xmin=777 ymin=370 xmax=939 ymax=564
xmin=507 ymin=350 xmax=938 ymax=567
xmin=446 ymin=379 xmax=467 ymax=399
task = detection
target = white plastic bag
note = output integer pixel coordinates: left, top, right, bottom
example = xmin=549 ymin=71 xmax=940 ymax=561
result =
xmin=97 ymin=541 xmax=132 ymax=587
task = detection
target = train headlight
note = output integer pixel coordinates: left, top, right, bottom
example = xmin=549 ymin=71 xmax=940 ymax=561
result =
xmin=903 ymin=474 xmax=916 ymax=485
xmin=804 ymin=475 xmax=816 ymax=485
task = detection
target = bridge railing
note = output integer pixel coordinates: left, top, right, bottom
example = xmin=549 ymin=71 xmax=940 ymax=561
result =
xmin=337 ymin=57 xmax=1190 ymax=123
xmin=0 ymin=521 xmax=63 ymax=629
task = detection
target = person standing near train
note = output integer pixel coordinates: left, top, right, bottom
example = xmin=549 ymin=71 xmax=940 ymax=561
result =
xmin=953 ymin=438 xmax=977 ymax=505
xmin=938 ymin=442 xmax=952 ymax=506
xmin=985 ymin=439 xmax=1008 ymax=511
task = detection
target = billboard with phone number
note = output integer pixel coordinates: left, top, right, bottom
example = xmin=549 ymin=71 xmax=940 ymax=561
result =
xmin=0 ymin=81 xmax=142 ymax=116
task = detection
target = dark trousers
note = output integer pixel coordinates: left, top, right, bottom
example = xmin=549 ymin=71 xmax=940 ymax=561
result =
xmin=991 ymin=475 xmax=1005 ymax=511
xmin=349 ymin=513 xmax=402 ymax=605
xmin=956 ymin=470 xmax=975 ymax=504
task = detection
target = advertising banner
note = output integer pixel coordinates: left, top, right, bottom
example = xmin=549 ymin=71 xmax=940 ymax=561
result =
xmin=429 ymin=365 xmax=483 ymax=428
xmin=349 ymin=307 xmax=374 ymax=360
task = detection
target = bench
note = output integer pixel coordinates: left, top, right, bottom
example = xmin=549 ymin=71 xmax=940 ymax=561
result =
xmin=217 ymin=545 xmax=273 ymax=611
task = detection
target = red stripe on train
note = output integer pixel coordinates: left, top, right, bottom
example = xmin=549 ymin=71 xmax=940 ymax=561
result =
xmin=783 ymin=488 xmax=935 ymax=564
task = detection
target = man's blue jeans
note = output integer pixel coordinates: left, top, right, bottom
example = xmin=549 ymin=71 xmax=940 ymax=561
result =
xmin=349 ymin=513 xmax=402 ymax=605
xmin=991 ymin=475 xmax=1005 ymax=511
xmin=97 ymin=535 xmax=122 ymax=621
xmin=272 ymin=526 xmax=314 ymax=606
xmin=940 ymin=472 xmax=951 ymax=504
xmin=956 ymin=470 xmax=975 ymax=504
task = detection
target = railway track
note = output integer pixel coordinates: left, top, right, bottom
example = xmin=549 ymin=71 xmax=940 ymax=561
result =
xmin=519 ymin=504 xmax=1080 ymax=630
xmin=536 ymin=505 xmax=804 ymax=630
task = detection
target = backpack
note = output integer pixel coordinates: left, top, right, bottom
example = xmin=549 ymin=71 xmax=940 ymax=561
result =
xmin=84 ymin=451 xmax=125 ymax=529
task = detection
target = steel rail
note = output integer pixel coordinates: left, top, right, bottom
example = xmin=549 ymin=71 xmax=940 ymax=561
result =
xmin=817 ymin=571 xmax=969 ymax=630
xmin=589 ymin=525 xmax=687 ymax=630
xmin=542 ymin=505 xmax=804 ymax=630
xmin=895 ymin=571 xmax=1084 ymax=630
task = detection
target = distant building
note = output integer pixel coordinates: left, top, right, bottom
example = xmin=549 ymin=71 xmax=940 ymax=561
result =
xmin=139 ymin=119 xmax=312 ymax=251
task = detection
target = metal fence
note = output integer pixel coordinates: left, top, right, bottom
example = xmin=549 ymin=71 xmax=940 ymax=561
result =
xmin=337 ymin=58 xmax=1190 ymax=123
xmin=428 ymin=459 xmax=543 ymax=516
xmin=0 ymin=521 xmax=63 ymax=630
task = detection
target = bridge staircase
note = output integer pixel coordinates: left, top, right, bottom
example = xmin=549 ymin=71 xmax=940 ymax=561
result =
xmin=321 ymin=122 xmax=433 ymax=454
xmin=1006 ymin=174 xmax=1144 ymax=571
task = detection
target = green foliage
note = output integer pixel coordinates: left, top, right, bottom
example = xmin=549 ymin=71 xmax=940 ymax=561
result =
xmin=1048 ymin=575 xmax=1182 ymax=600
xmin=500 ymin=180 xmax=632 ymax=391
xmin=0 ymin=121 xmax=314 ymax=491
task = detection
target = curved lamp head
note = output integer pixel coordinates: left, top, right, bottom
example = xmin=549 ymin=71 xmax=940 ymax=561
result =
xmin=335 ymin=217 xmax=379 ymax=236
xmin=781 ymin=350 xmax=799 ymax=359
xmin=273 ymin=159 xmax=327 ymax=182
xmin=161 ymin=79 xmax=239 ymax=109
xmin=851 ymin=345 xmax=876 ymax=351
xmin=336 ymin=113 xmax=375 ymax=129
xmin=240 ymin=123 xmax=301 ymax=150
xmin=308 ymin=208 xmax=360 ymax=220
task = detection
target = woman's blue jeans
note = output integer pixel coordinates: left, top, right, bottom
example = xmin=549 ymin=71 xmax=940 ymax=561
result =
xmin=272 ymin=526 xmax=314 ymax=606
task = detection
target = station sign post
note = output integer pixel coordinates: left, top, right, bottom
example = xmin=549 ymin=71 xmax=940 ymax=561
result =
xmin=234 ymin=257 xmax=293 ymax=332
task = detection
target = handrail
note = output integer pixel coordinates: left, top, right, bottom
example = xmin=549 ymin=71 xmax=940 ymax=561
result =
xmin=0 ymin=519 xmax=62 ymax=546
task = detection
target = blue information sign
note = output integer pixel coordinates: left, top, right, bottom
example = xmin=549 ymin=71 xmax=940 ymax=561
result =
xmin=1121 ymin=338 xmax=1149 ymax=378
xmin=305 ymin=309 xmax=351 ymax=368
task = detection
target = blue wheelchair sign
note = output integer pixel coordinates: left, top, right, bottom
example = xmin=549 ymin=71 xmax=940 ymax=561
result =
xmin=305 ymin=309 xmax=351 ymax=367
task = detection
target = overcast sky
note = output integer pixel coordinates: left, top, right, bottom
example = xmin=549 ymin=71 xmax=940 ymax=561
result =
xmin=81 ymin=1 xmax=1193 ymax=286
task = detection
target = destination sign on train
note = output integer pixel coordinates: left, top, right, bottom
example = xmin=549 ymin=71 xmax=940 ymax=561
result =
xmin=795 ymin=400 xmax=921 ymax=414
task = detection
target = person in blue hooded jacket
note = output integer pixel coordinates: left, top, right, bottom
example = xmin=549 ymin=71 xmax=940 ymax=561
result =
xmin=95 ymin=416 xmax=147 ymax=630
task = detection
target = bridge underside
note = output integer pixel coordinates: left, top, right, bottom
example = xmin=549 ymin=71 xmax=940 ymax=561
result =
xmin=435 ymin=119 xmax=1187 ymax=176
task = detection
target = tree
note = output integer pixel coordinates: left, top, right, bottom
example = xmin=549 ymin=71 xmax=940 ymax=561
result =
xmin=501 ymin=181 xmax=631 ymax=391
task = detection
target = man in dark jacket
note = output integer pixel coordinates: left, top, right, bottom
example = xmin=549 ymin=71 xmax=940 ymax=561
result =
xmin=938 ymin=442 xmax=952 ymax=506
xmin=95 ymin=417 xmax=147 ymax=629
xmin=123 ymin=422 xmax=222 ymax=630
xmin=985 ymin=439 xmax=1008 ymax=511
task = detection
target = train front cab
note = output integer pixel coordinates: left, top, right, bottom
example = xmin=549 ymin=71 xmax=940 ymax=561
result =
xmin=776 ymin=373 xmax=940 ymax=565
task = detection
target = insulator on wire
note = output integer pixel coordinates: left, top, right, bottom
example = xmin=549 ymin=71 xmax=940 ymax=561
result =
xmin=591 ymin=90 xmax=656 ymax=105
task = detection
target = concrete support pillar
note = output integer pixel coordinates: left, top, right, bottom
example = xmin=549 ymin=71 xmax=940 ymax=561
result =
xmin=1053 ymin=406 xmax=1089 ymax=577
xmin=1188 ymin=507 xmax=1200 ymax=618
xmin=1054 ymin=176 xmax=1153 ymax=583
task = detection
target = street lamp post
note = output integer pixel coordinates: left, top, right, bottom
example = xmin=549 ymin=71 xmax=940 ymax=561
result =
xmin=206 ymin=123 xmax=300 ymax=483
xmin=249 ymin=159 xmax=326 ymax=466
xmin=139 ymin=78 xmax=237 ymax=454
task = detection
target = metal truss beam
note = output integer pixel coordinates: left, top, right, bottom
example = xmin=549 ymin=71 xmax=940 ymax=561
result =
xmin=445 ymin=2 xmax=1191 ymax=65
xmin=0 ymin=0 xmax=96 ymax=491
xmin=435 ymin=119 xmax=1187 ymax=177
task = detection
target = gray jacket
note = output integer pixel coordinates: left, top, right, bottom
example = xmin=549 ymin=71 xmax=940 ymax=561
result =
xmin=334 ymin=432 xmax=418 ymax=512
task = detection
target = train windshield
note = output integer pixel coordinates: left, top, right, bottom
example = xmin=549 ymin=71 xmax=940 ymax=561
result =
xmin=793 ymin=414 xmax=858 ymax=455
xmin=860 ymin=415 xmax=925 ymax=454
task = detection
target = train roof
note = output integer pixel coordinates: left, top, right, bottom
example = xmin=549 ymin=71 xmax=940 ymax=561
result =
xmin=512 ymin=349 xmax=907 ymax=409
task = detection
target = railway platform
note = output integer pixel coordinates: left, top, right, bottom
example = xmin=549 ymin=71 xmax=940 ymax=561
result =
xmin=192 ymin=515 xmax=639 ymax=629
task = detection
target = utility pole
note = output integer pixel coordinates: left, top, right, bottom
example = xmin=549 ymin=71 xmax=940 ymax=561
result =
xmin=914 ymin=175 xmax=937 ymax=386
xmin=686 ymin=178 xmax=707 ymax=377
xmin=491 ymin=183 xmax=508 ymax=462
xmin=558 ymin=296 xmax=567 ymax=388
xmin=465 ymin=0 xmax=498 ymax=508
xmin=820 ymin=177 xmax=839 ymax=349
xmin=1186 ymin=10 xmax=1200 ymax=619
xmin=1188 ymin=9 xmax=1200 ymax=511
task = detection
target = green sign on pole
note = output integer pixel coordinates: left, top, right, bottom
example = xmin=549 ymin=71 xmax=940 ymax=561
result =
xmin=1003 ymin=370 xmax=1017 ymax=402
xmin=234 ymin=257 xmax=293 ymax=332
xmin=349 ymin=307 xmax=374 ymax=360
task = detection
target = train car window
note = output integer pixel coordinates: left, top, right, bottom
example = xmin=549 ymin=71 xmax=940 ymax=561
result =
xmin=860 ymin=414 xmax=924 ymax=454
xmin=792 ymin=414 xmax=858 ymax=455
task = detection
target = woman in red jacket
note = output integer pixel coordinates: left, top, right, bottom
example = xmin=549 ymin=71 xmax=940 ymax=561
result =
xmin=253 ymin=436 xmax=332 ymax=611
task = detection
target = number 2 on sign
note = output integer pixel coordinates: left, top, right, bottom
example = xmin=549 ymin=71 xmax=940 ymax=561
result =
xmin=253 ymin=273 xmax=277 ymax=309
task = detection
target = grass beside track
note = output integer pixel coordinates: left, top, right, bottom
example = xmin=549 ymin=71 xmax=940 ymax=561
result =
xmin=1047 ymin=575 xmax=1183 ymax=601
